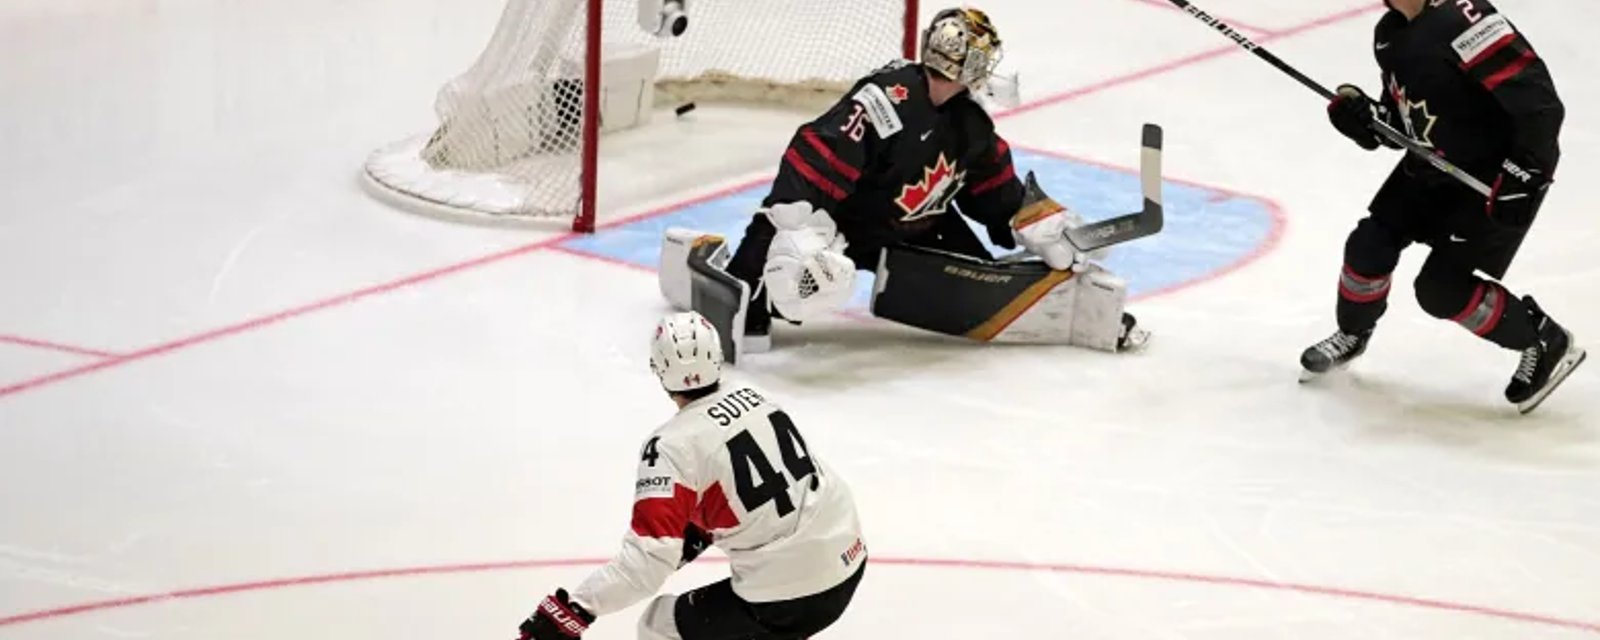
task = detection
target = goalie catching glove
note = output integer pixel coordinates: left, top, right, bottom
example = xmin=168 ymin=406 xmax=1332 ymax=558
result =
xmin=762 ymin=201 xmax=856 ymax=322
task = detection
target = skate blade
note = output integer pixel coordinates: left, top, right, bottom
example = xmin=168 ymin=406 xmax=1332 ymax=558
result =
xmin=1518 ymin=347 xmax=1587 ymax=415
xmin=1299 ymin=362 xmax=1346 ymax=383
xmin=1119 ymin=327 xmax=1152 ymax=353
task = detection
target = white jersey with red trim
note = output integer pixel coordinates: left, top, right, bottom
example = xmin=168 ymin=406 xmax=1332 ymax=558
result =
xmin=569 ymin=384 xmax=864 ymax=616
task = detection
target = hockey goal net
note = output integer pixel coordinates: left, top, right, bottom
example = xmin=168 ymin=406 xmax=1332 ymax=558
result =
xmin=364 ymin=0 xmax=919 ymax=231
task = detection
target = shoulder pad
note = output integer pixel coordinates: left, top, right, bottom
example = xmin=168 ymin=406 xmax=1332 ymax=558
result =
xmin=868 ymin=58 xmax=914 ymax=77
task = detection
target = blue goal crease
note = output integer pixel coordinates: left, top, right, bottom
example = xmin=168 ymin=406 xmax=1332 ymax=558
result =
xmin=560 ymin=150 xmax=1277 ymax=305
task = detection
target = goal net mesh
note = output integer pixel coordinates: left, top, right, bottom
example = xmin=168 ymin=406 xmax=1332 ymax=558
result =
xmin=364 ymin=0 xmax=914 ymax=227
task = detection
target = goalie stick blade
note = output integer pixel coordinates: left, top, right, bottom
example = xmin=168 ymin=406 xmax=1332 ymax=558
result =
xmin=1063 ymin=124 xmax=1165 ymax=253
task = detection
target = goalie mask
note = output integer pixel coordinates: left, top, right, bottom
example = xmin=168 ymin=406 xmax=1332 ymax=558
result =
xmin=921 ymin=6 xmax=1003 ymax=91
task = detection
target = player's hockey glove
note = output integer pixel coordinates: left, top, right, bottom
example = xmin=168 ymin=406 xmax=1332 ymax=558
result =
xmin=519 ymin=589 xmax=595 ymax=640
xmin=679 ymin=522 xmax=713 ymax=567
xmin=1486 ymin=157 xmax=1551 ymax=228
xmin=1326 ymin=84 xmax=1394 ymax=151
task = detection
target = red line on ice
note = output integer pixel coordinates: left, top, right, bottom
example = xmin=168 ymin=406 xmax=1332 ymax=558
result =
xmin=0 ymin=335 xmax=121 ymax=359
xmin=1 ymin=556 xmax=1595 ymax=633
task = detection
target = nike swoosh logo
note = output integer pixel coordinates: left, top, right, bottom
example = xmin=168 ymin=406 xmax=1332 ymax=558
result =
xmin=1449 ymin=235 xmax=1468 ymax=242
xmin=920 ymin=130 xmax=932 ymax=141
xmin=1376 ymin=42 xmax=1391 ymax=50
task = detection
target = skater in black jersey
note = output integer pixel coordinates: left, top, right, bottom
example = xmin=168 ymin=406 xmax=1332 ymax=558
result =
xmin=1301 ymin=0 xmax=1584 ymax=413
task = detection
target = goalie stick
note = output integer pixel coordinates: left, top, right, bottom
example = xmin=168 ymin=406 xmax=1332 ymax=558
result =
xmin=1060 ymin=123 xmax=1166 ymax=252
xmin=1164 ymin=0 xmax=1492 ymax=196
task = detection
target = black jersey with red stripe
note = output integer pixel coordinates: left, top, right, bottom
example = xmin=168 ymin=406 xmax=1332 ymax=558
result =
xmin=763 ymin=60 xmax=1024 ymax=252
xmin=1373 ymin=0 xmax=1563 ymax=179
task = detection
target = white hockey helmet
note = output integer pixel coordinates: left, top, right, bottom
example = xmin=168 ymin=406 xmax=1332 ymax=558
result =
xmin=650 ymin=311 xmax=724 ymax=393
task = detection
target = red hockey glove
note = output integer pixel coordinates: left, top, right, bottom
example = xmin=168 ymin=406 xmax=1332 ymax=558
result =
xmin=1486 ymin=157 xmax=1551 ymax=229
xmin=518 ymin=589 xmax=595 ymax=640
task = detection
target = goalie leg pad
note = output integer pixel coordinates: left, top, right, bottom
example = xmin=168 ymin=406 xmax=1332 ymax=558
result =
xmin=870 ymin=244 xmax=1129 ymax=351
xmin=660 ymin=227 xmax=729 ymax=311
xmin=682 ymin=234 xmax=758 ymax=363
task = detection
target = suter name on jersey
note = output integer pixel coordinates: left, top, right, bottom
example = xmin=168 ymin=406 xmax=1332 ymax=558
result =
xmin=514 ymin=313 xmax=867 ymax=640
xmin=705 ymin=387 xmax=767 ymax=426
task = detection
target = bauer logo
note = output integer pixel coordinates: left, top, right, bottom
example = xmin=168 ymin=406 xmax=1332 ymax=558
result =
xmin=1453 ymin=13 xmax=1511 ymax=63
xmin=942 ymin=264 xmax=1013 ymax=284
xmin=853 ymin=84 xmax=904 ymax=138
xmin=1183 ymin=5 xmax=1256 ymax=51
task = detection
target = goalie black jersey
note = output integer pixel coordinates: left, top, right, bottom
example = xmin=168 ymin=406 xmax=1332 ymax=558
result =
xmin=1373 ymin=0 xmax=1563 ymax=179
xmin=763 ymin=61 xmax=1025 ymax=254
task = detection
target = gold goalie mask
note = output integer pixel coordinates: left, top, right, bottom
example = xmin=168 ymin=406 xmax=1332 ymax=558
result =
xmin=920 ymin=7 xmax=1004 ymax=91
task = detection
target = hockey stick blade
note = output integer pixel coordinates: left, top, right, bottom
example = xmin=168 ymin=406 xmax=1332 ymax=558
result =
xmin=1064 ymin=124 xmax=1165 ymax=252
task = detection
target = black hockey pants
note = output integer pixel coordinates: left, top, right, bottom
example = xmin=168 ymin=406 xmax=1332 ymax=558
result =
xmin=1336 ymin=163 xmax=1542 ymax=350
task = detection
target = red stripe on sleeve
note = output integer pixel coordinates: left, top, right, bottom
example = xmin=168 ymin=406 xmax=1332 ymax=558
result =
xmin=968 ymin=163 xmax=1017 ymax=196
xmin=994 ymin=137 xmax=1010 ymax=159
xmin=1460 ymin=32 xmax=1519 ymax=70
xmin=783 ymin=148 xmax=848 ymax=201
xmin=631 ymin=484 xmax=697 ymax=539
xmin=1480 ymin=49 xmax=1537 ymax=91
xmin=693 ymin=482 xmax=742 ymax=531
xmin=801 ymin=128 xmax=861 ymax=182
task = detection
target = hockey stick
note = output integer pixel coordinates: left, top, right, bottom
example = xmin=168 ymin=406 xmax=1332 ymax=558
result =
xmin=1164 ymin=0 xmax=1493 ymax=196
xmin=1062 ymin=123 xmax=1165 ymax=252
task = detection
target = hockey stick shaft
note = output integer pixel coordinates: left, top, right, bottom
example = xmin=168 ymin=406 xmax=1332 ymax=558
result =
xmin=1163 ymin=0 xmax=1492 ymax=196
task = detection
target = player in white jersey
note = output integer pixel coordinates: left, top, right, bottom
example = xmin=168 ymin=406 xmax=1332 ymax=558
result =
xmin=514 ymin=311 xmax=867 ymax=640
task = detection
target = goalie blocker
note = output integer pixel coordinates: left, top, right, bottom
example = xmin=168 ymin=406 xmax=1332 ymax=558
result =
xmin=660 ymin=229 xmax=1144 ymax=361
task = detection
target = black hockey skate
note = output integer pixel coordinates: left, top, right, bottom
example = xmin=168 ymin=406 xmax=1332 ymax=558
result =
xmin=1118 ymin=312 xmax=1151 ymax=352
xmin=1505 ymin=297 xmax=1586 ymax=414
xmin=1299 ymin=329 xmax=1372 ymax=382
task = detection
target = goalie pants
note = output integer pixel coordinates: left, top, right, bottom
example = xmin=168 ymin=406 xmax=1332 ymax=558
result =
xmin=658 ymin=561 xmax=865 ymax=640
xmin=727 ymin=211 xmax=993 ymax=321
xmin=1336 ymin=163 xmax=1541 ymax=350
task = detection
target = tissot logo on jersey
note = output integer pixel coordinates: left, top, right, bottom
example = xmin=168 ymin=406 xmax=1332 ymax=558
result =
xmin=895 ymin=154 xmax=966 ymax=222
xmin=635 ymin=475 xmax=675 ymax=498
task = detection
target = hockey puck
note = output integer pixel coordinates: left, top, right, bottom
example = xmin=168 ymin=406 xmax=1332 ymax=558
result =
xmin=675 ymin=102 xmax=697 ymax=117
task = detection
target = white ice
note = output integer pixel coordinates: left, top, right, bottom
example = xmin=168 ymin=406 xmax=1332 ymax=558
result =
xmin=1 ymin=0 xmax=1597 ymax=638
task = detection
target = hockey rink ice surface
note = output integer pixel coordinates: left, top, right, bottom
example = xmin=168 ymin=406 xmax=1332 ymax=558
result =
xmin=2 ymin=0 xmax=1599 ymax=638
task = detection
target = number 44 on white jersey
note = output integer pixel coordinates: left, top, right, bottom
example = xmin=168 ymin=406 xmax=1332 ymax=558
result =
xmin=568 ymin=384 xmax=865 ymax=616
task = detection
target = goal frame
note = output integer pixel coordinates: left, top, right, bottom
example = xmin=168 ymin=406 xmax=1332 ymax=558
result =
xmin=567 ymin=0 xmax=920 ymax=231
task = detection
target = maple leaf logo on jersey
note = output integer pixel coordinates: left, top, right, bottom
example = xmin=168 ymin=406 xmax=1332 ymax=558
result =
xmin=1388 ymin=77 xmax=1438 ymax=147
xmin=886 ymin=84 xmax=909 ymax=104
xmin=895 ymin=154 xmax=967 ymax=222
